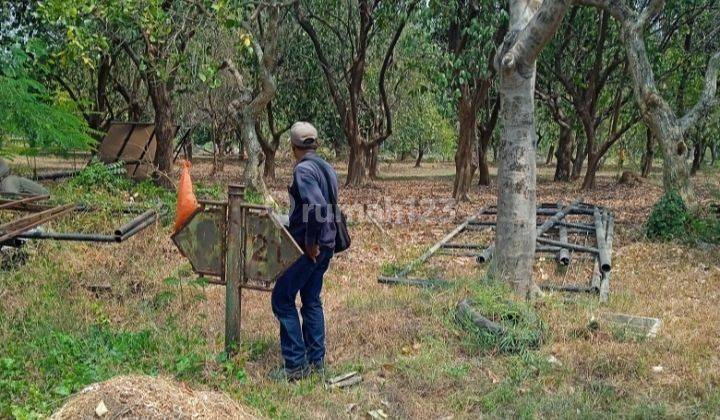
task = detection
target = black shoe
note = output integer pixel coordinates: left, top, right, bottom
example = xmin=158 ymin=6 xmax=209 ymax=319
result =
xmin=268 ymin=364 xmax=311 ymax=382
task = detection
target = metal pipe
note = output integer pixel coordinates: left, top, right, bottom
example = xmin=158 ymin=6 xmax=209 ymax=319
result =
xmin=118 ymin=212 xmax=161 ymax=242
xmin=32 ymin=170 xmax=81 ymax=181
xmin=594 ymin=207 xmax=612 ymax=273
xmin=378 ymin=276 xmax=447 ymax=288
xmin=536 ymin=237 xmax=598 ymax=254
xmin=554 ymin=221 xmax=596 ymax=231
xmin=476 ymin=245 xmax=494 ymax=264
xmin=537 ymin=200 xmax=581 ymax=236
xmin=539 ymin=284 xmax=598 ymax=293
xmin=441 ymin=243 xmax=484 ymax=249
xmin=17 ymin=231 xmax=116 ymax=242
xmin=600 ymin=213 xmax=614 ymax=302
xmin=556 ymin=226 xmax=571 ymax=266
xmin=114 ymin=209 xmax=156 ymax=236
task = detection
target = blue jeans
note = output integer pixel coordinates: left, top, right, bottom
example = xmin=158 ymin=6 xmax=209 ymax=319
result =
xmin=271 ymin=247 xmax=333 ymax=369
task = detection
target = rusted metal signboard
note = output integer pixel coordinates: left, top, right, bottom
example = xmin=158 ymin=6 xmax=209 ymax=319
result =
xmin=171 ymin=185 xmax=302 ymax=353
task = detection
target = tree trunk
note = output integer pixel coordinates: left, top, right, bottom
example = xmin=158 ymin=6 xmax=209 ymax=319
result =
xmin=554 ymin=127 xmax=573 ymax=181
xmin=571 ymin=134 xmax=586 ymax=179
xmin=477 ymin=134 xmax=491 ymax=187
xmin=581 ymin=152 xmax=600 ymax=189
xmin=492 ymin=66 xmax=537 ymax=298
xmin=240 ymin=111 xmax=270 ymax=201
xmin=711 ymin=142 xmax=717 ymax=166
xmin=346 ymin=129 xmax=367 ymax=186
xmin=545 ymin=144 xmax=555 ymax=165
xmin=691 ymin=138 xmax=703 ymax=176
xmin=149 ymin=83 xmax=175 ymax=188
xmin=641 ymin=128 xmax=654 ymax=178
xmin=212 ymin=129 xmax=225 ymax=174
xmin=453 ymin=87 xmax=478 ymax=201
xmin=262 ymin=144 xmax=277 ymax=180
xmin=414 ymin=147 xmax=423 ymax=167
xmin=368 ymin=143 xmax=380 ymax=179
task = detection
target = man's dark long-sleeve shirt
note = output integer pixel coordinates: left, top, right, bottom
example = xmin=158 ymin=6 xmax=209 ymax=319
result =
xmin=288 ymin=152 xmax=338 ymax=250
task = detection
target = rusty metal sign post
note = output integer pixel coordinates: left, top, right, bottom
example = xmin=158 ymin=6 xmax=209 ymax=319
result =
xmin=172 ymin=184 xmax=302 ymax=354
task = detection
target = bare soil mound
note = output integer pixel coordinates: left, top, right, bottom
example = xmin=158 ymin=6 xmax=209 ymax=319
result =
xmin=51 ymin=375 xmax=257 ymax=419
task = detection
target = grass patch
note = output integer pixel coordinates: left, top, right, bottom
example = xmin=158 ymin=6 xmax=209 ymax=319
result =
xmin=457 ymin=281 xmax=545 ymax=354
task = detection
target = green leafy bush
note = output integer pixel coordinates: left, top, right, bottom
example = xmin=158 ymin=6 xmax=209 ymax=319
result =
xmin=645 ymin=191 xmax=720 ymax=244
xmin=645 ymin=191 xmax=689 ymax=241
xmin=69 ymin=161 xmax=130 ymax=193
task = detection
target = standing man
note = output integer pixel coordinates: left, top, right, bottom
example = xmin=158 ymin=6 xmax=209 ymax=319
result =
xmin=271 ymin=122 xmax=338 ymax=381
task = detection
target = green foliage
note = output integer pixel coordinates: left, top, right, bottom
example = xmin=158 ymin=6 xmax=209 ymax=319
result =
xmin=645 ymin=191 xmax=689 ymax=241
xmin=458 ymin=281 xmax=546 ymax=354
xmin=69 ymin=161 xmax=131 ymax=192
xmin=389 ymin=92 xmax=456 ymax=160
xmin=0 ymin=49 xmax=96 ymax=158
xmin=646 ymin=191 xmax=720 ymax=244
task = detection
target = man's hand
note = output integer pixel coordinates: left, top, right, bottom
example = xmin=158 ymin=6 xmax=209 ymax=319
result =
xmin=306 ymin=244 xmax=320 ymax=263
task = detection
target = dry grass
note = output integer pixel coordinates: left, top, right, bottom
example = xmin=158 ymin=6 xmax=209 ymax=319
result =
xmin=2 ymin=157 xmax=720 ymax=418
xmin=51 ymin=375 xmax=256 ymax=419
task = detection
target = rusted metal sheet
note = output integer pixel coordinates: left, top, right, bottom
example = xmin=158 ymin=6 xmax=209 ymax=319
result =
xmin=171 ymin=207 xmax=225 ymax=277
xmin=172 ymin=201 xmax=302 ymax=290
xmin=242 ymin=207 xmax=303 ymax=291
xmin=97 ymin=122 xmax=178 ymax=180
xmin=0 ymin=203 xmax=76 ymax=243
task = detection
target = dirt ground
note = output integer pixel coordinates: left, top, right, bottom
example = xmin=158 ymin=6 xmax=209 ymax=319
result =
xmin=3 ymin=156 xmax=720 ymax=418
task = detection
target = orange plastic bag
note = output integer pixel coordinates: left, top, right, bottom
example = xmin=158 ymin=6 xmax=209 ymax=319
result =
xmin=173 ymin=160 xmax=200 ymax=233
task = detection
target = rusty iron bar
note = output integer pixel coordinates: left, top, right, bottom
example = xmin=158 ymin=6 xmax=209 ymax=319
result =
xmin=224 ymin=184 xmax=245 ymax=354
xmin=0 ymin=204 xmax=76 ymax=243
xmin=0 ymin=194 xmax=49 ymax=211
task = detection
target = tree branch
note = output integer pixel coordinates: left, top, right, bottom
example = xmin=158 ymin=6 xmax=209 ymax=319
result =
xmin=679 ymin=51 xmax=720 ymax=134
xmin=500 ymin=0 xmax=572 ymax=75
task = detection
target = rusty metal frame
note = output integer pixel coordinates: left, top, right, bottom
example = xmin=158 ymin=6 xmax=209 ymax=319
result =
xmin=378 ymin=200 xmax=615 ymax=302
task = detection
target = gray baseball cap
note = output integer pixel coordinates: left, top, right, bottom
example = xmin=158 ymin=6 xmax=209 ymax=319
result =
xmin=289 ymin=122 xmax=319 ymax=149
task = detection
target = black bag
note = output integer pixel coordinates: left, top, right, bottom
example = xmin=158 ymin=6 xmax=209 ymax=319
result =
xmin=307 ymin=156 xmax=351 ymax=253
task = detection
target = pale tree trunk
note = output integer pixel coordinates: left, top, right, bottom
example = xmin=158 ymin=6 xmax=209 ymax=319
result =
xmin=545 ymin=144 xmax=554 ymax=165
xmin=223 ymin=5 xmax=281 ymax=204
xmin=453 ymin=86 xmax=478 ymax=201
xmin=492 ymin=0 xmax=570 ymax=298
xmin=580 ymin=0 xmax=720 ymax=205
